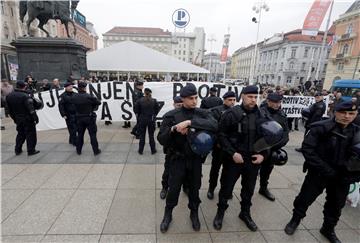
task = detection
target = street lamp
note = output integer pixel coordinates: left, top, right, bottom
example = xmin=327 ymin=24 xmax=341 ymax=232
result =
xmin=249 ymin=1 xmax=269 ymax=85
xmin=207 ymin=35 xmax=216 ymax=81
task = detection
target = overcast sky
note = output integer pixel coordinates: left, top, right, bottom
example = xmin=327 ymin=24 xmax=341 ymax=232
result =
xmin=77 ymin=0 xmax=353 ymax=55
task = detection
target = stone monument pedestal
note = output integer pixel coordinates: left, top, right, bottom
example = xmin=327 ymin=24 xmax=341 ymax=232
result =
xmin=11 ymin=37 xmax=88 ymax=82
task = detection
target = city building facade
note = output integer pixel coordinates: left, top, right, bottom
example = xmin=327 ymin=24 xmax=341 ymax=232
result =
xmin=324 ymin=0 xmax=360 ymax=89
xmin=102 ymin=26 xmax=206 ymax=65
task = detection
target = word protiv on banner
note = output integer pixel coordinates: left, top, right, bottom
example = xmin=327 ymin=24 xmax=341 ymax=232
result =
xmin=281 ymin=95 xmax=329 ymax=118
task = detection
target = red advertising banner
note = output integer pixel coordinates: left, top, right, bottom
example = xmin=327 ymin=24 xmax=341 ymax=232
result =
xmin=302 ymin=0 xmax=332 ymax=36
xmin=220 ymin=34 xmax=230 ymax=62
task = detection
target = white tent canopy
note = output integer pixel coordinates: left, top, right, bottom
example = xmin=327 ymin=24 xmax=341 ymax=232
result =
xmin=87 ymin=41 xmax=209 ymax=74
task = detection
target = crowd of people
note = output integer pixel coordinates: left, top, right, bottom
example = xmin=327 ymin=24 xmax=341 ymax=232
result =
xmin=1 ymin=77 xmax=360 ymax=243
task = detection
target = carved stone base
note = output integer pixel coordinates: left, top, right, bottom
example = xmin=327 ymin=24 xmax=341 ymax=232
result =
xmin=11 ymin=37 xmax=88 ymax=82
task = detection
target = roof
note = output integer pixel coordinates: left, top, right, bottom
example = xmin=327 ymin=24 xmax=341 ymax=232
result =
xmin=284 ymin=29 xmax=333 ymax=42
xmin=104 ymin=27 xmax=171 ymax=36
xmin=87 ymin=41 xmax=209 ymax=74
xmin=345 ymin=0 xmax=360 ymax=14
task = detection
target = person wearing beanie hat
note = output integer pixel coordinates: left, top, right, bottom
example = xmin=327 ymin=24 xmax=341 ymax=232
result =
xmin=207 ymin=90 xmax=236 ymax=200
xmin=213 ymin=84 xmax=269 ymax=232
xmin=160 ymin=95 xmax=184 ymax=200
xmin=58 ymin=81 xmax=77 ymax=146
xmin=258 ymin=91 xmax=289 ymax=202
xmin=6 ymin=79 xmax=40 ymax=155
xmin=285 ymin=100 xmax=360 ymax=243
xmin=134 ymin=86 xmax=159 ymax=155
xmin=200 ymin=86 xmax=222 ymax=109
xmin=295 ymin=91 xmax=326 ymax=153
xmin=158 ymin=83 xmax=218 ymax=233
xmin=71 ymin=81 xmax=102 ymax=156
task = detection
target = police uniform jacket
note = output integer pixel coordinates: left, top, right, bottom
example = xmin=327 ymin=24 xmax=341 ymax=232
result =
xmin=134 ymin=97 xmax=160 ymax=121
xmin=6 ymin=89 xmax=37 ymax=123
xmin=302 ymin=118 xmax=360 ymax=183
xmin=219 ymin=104 xmax=269 ymax=161
xmin=306 ymin=100 xmax=326 ymax=128
xmin=200 ymin=95 xmax=223 ymax=109
xmin=157 ymin=107 xmax=218 ymax=157
xmin=71 ymin=91 xmax=101 ymax=117
xmin=58 ymin=91 xmax=77 ymax=117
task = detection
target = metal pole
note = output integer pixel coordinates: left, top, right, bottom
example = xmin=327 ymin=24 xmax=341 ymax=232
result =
xmin=223 ymin=62 xmax=227 ymax=79
xmin=249 ymin=6 xmax=262 ymax=85
xmin=307 ymin=48 xmax=315 ymax=81
xmin=315 ymin=0 xmax=334 ymax=80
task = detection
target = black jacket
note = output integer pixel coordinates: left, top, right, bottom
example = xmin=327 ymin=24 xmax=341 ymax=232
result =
xmin=210 ymin=104 xmax=230 ymax=122
xmin=71 ymin=91 xmax=101 ymax=117
xmin=200 ymin=95 xmax=223 ymax=109
xmin=6 ymin=89 xmax=37 ymax=123
xmin=134 ymin=96 xmax=160 ymax=121
xmin=305 ymin=100 xmax=326 ymax=128
xmin=302 ymin=118 xmax=360 ymax=183
xmin=218 ymin=104 xmax=268 ymax=161
xmin=58 ymin=91 xmax=77 ymax=117
xmin=157 ymin=107 xmax=218 ymax=156
xmin=260 ymin=104 xmax=289 ymax=150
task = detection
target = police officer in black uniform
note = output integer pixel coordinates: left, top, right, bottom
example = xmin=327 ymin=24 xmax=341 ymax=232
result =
xmin=296 ymin=92 xmax=326 ymax=152
xmin=259 ymin=93 xmax=289 ymax=201
xmin=6 ymin=81 xmax=40 ymax=155
xmin=213 ymin=85 xmax=270 ymax=231
xmin=58 ymin=81 xmax=77 ymax=146
xmin=207 ymin=91 xmax=236 ymax=199
xmin=71 ymin=82 xmax=101 ymax=155
xmin=134 ymin=88 xmax=160 ymax=154
xmin=160 ymin=96 xmax=183 ymax=199
xmin=200 ymin=87 xmax=223 ymax=109
xmin=129 ymin=81 xmax=144 ymax=136
xmin=158 ymin=83 xmax=218 ymax=233
xmin=285 ymin=100 xmax=360 ymax=243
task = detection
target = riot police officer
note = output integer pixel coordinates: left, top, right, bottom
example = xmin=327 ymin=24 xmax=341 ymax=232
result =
xmin=207 ymin=91 xmax=236 ymax=200
xmin=213 ymin=85 xmax=282 ymax=231
xmin=127 ymin=81 xmax=144 ymax=134
xmin=200 ymin=87 xmax=223 ymax=109
xmin=134 ymin=88 xmax=159 ymax=154
xmin=158 ymin=83 xmax=218 ymax=233
xmin=6 ymin=81 xmax=39 ymax=155
xmin=71 ymin=82 xmax=101 ymax=155
xmin=285 ymin=100 xmax=360 ymax=243
xmin=259 ymin=93 xmax=289 ymax=201
xmin=160 ymin=96 xmax=183 ymax=199
xmin=296 ymin=92 xmax=326 ymax=152
xmin=58 ymin=81 xmax=77 ymax=146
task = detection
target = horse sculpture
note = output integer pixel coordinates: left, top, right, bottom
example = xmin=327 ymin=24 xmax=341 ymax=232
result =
xmin=19 ymin=0 xmax=79 ymax=38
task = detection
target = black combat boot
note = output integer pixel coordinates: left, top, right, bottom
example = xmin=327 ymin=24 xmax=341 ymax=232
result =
xmin=259 ymin=186 xmax=275 ymax=201
xmin=320 ymin=225 xmax=341 ymax=243
xmin=284 ymin=215 xmax=301 ymax=235
xmin=213 ymin=209 xmax=225 ymax=230
xmin=190 ymin=210 xmax=201 ymax=231
xmin=160 ymin=208 xmax=172 ymax=233
xmin=239 ymin=212 xmax=258 ymax=231
xmin=207 ymin=188 xmax=214 ymax=200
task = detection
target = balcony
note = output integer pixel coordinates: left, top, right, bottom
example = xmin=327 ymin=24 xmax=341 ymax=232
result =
xmin=338 ymin=32 xmax=357 ymax=41
xmin=336 ymin=53 xmax=344 ymax=59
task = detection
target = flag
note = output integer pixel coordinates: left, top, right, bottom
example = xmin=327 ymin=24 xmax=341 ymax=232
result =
xmin=302 ymin=0 xmax=332 ymax=36
xmin=220 ymin=34 xmax=230 ymax=63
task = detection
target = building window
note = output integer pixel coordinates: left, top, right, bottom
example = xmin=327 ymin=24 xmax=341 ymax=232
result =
xmin=1 ymin=1 xmax=4 ymax=14
xmin=183 ymin=50 xmax=186 ymax=55
xmin=337 ymin=62 xmax=344 ymax=71
xmin=280 ymin=62 xmax=284 ymax=70
xmin=282 ymin=48 xmax=286 ymax=58
xmin=10 ymin=7 xmax=14 ymax=16
xmin=275 ymin=50 xmax=278 ymax=59
xmin=274 ymin=62 xmax=277 ymax=70
xmin=291 ymin=48 xmax=297 ymax=58
xmin=342 ymin=44 xmax=349 ymax=55
xmin=304 ymin=47 xmax=309 ymax=58
xmin=286 ymin=76 xmax=292 ymax=83
xmin=289 ymin=62 xmax=295 ymax=69
xmin=174 ymin=50 xmax=177 ymax=55
xmin=301 ymin=62 xmax=306 ymax=70
xmin=346 ymin=24 xmax=353 ymax=34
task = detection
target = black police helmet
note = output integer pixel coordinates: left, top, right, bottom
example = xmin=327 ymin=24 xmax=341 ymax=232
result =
xmin=188 ymin=129 xmax=214 ymax=157
xmin=301 ymin=108 xmax=310 ymax=120
xmin=33 ymin=97 xmax=44 ymax=110
xmin=271 ymin=149 xmax=288 ymax=166
xmin=253 ymin=120 xmax=284 ymax=153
